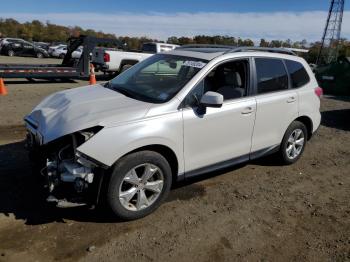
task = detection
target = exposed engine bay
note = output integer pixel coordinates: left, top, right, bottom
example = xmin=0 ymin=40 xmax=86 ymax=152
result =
xmin=26 ymin=126 xmax=105 ymax=208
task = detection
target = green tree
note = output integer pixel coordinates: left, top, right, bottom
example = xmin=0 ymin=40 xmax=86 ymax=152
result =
xmin=259 ymin=39 xmax=270 ymax=47
xmin=167 ymin=36 xmax=179 ymax=44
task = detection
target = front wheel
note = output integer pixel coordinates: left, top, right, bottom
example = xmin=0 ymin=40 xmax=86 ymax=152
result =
xmin=279 ymin=121 xmax=307 ymax=165
xmin=107 ymin=151 xmax=172 ymax=220
xmin=7 ymin=50 xmax=15 ymax=57
xmin=36 ymin=52 xmax=43 ymax=58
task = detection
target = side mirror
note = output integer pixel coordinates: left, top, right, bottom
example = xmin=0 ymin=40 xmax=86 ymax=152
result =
xmin=200 ymin=91 xmax=223 ymax=108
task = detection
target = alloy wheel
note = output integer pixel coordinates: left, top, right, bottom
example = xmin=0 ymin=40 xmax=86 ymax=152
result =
xmin=118 ymin=163 xmax=164 ymax=211
xmin=286 ymin=128 xmax=305 ymax=160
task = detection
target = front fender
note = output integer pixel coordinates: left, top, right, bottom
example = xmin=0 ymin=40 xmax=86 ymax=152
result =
xmin=77 ymin=112 xmax=184 ymax=174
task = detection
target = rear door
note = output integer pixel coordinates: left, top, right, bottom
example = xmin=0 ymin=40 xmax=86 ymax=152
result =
xmin=251 ymin=57 xmax=298 ymax=153
xmin=21 ymin=42 xmax=36 ymax=56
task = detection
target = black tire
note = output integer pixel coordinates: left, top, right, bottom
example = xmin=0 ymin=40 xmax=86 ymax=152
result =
xmin=36 ymin=52 xmax=43 ymax=58
xmin=279 ymin=121 xmax=308 ymax=165
xmin=7 ymin=50 xmax=14 ymax=57
xmin=59 ymin=53 xmax=65 ymax=59
xmin=107 ymin=151 xmax=172 ymax=220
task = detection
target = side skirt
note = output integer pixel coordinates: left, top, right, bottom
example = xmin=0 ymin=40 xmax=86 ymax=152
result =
xmin=185 ymin=154 xmax=249 ymax=179
xmin=182 ymin=144 xmax=280 ymax=180
xmin=249 ymin=144 xmax=280 ymax=161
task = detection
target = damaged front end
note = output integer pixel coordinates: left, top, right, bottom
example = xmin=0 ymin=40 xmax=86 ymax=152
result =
xmin=25 ymin=125 xmax=106 ymax=208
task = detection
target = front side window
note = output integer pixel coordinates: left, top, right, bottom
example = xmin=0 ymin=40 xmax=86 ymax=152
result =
xmin=255 ymin=58 xmax=288 ymax=94
xmin=285 ymin=60 xmax=310 ymax=88
xmin=108 ymin=54 xmax=207 ymax=103
xmin=185 ymin=59 xmax=249 ymax=107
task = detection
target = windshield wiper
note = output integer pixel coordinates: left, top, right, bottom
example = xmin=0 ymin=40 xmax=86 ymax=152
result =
xmin=110 ymin=85 xmax=138 ymax=99
xmin=116 ymin=88 xmax=135 ymax=98
xmin=105 ymin=82 xmax=157 ymax=103
xmin=104 ymin=82 xmax=134 ymax=97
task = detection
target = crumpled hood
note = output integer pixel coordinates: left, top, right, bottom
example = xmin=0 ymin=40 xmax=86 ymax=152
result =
xmin=25 ymin=84 xmax=152 ymax=144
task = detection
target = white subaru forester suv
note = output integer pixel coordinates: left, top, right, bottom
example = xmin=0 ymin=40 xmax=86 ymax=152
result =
xmin=25 ymin=45 xmax=322 ymax=220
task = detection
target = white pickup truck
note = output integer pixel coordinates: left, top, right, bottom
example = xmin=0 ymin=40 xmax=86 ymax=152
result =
xmin=92 ymin=42 xmax=179 ymax=74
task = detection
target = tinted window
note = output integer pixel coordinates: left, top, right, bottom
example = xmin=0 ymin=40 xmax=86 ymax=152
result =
xmin=255 ymin=58 xmax=288 ymax=94
xmin=285 ymin=60 xmax=310 ymax=88
xmin=142 ymin=43 xmax=157 ymax=53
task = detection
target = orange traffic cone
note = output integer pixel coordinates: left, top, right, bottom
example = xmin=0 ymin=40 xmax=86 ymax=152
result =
xmin=0 ymin=78 xmax=8 ymax=96
xmin=89 ymin=64 xmax=97 ymax=85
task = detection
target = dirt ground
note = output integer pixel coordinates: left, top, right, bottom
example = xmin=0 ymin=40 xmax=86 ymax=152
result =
xmin=0 ymin=56 xmax=349 ymax=262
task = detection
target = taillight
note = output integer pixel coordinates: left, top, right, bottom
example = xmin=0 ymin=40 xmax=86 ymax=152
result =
xmin=103 ymin=53 xmax=110 ymax=62
xmin=315 ymin=87 xmax=323 ymax=98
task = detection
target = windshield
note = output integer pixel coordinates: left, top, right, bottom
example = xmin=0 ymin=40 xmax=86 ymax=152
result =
xmin=107 ymin=54 xmax=208 ymax=103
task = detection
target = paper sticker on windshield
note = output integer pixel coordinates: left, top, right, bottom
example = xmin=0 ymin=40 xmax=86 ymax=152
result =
xmin=183 ymin=61 xmax=207 ymax=69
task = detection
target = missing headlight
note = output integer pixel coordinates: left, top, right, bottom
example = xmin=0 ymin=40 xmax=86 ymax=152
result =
xmin=77 ymin=126 xmax=104 ymax=143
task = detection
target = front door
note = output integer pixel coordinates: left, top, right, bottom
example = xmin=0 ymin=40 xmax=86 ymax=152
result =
xmin=21 ymin=42 xmax=35 ymax=56
xmin=182 ymin=59 xmax=256 ymax=176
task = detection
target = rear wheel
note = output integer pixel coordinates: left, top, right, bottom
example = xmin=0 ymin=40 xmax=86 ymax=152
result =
xmin=279 ymin=121 xmax=307 ymax=164
xmin=59 ymin=53 xmax=65 ymax=59
xmin=107 ymin=151 xmax=172 ymax=220
xmin=7 ymin=50 xmax=14 ymax=57
xmin=36 ymin=52 xmax=43 ymax=58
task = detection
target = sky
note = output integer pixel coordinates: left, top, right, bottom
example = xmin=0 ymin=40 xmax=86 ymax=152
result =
xmin=0 ymin=0 xmax=349 ymax=42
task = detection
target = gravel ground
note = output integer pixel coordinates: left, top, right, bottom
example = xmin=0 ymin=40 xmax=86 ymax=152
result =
xmin=0 ymin=56 xmax=349 ymax=262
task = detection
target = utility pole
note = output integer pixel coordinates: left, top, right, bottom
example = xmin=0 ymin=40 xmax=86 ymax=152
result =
xmin=316 ymin=0 xmax=345 ymax=65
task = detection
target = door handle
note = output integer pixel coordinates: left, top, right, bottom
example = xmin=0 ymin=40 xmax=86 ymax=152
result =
xmin=287 ymin=96 xmax=296 ymax=103
xmin=241 ymin=107 xmax=254 ymax=114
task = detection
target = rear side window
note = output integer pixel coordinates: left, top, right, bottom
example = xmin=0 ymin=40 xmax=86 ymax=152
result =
xmin=285 ymin=60 xmax=310 ymax=88
xmin=255 ymin=58 xmax=288 ymax=94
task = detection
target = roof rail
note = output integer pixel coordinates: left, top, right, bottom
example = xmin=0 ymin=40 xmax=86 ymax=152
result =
xmin=177 ymin=44 xmax=296 ymax=56
xmin=227 ymin=47 xmax=296 ymax=56
xmin=176 ymin=44 xmax=237 ymax=49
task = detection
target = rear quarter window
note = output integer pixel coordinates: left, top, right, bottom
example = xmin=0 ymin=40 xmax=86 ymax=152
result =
xmin=285 ymin=60 xmax=310 ymax=88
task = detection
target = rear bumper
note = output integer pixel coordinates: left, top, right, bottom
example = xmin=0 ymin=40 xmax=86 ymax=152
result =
xmin=313 ymin=111 xmax=322 ymax=134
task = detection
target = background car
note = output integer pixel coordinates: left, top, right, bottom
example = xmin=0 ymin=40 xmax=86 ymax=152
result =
xmin=34 ymin=42 xmax=50 ymax=51
xmin=48 ymin=44 xmax=67 ymax=57
xmin=1 ymin=40 xmax=49 ymax=58
xmin=0 ymin=37 xmax=25 ymax=52
xmin=71 ymin=46 xmax=83 ymax=59
xmin=51 ymin=45 xmax=68 ymax=58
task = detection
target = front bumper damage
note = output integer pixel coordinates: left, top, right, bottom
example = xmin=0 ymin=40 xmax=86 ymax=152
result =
xmin=25 ymin=122 xmax=106 ymax=208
